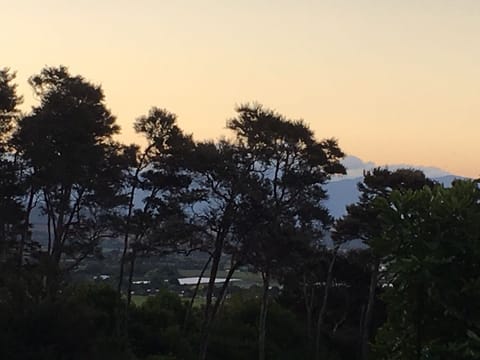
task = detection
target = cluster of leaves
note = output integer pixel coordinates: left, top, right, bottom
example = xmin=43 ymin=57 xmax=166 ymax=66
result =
xmin=372 ymin=181 xmax=480 ymax=359
xmin=0 ymin=282 xmax=333 ymax=360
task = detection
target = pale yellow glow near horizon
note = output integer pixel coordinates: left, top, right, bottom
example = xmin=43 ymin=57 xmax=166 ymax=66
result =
xmin=3 ymin=0 xmax=480 ymax=177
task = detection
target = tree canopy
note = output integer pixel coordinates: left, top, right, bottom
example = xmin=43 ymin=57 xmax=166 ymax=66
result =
xmin=1 ymin=65 xmax=479 ymax=360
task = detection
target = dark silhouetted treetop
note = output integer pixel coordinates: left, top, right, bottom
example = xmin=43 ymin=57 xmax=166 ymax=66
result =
xmin=14 ymin=66 xmax=119 ymax=187
xmin=334 ymin=167 xmax=435 ymax=244
xmin=0 ymin=68 xmax=22 ymax=145
xmin=11 ymin=65 xmax=127 ymax=297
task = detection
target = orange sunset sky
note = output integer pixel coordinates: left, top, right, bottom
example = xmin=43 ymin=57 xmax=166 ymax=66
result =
xmin=3 ymin=0 xmax=480 ymax=177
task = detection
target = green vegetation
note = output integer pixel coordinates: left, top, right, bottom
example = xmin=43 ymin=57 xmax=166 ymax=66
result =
xmin=132 ymin=295 xmax=149 ymax=306
xmin=1 ymin=66 xmax=479 ymax=359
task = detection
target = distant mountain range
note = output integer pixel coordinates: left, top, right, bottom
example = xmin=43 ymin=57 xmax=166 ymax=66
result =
xmin=324 ymin=155 xmax=465 ymax=218
xmin=29 ymin=156 xmax=466 ymax=242
xmin=325 ymin=175 xmax=462 ymax=219
xmin=336 ymin=155 xmax=454 ymax=180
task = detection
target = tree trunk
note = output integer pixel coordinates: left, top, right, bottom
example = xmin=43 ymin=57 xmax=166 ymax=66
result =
xmin=302 ymin=275 xmax=314 ymax=344
xmin=0 ymin=224 xmax=6 ymax=263
xmin=46 ymin=207 xmax=52 ymax=255
xmin=116 ymin=252 xmax=136 ymax=344
xmin=415 ymin=283 xmax=425 ymax=360
xmin=333 ymin=290 xmax=349 ymax=334
xmin=117 ymin=184 xmax=137 ymax=295
xmin=361 ymin=259 xmax=379 ymax=360
xmin=183 ymin=254 xmax=212 ymax=332
xmin=126 ymin=253 xmax=136 ymax=307
xmin=315 ymin=251 xmax=337 ymax=360
xmin=198 ymin=232 xmax=225 ymax=360
xmin=198 ymin=260 xmax=238 ymax=360
xmin=117 ymin=239 xmax=129 ymax=295
xmin=258 ymin=271 xmax=270 ymax=360
xmin=18 ymin=186 xmax=35 ymax=267
xmin=45 ymin=185 xmax=75 ymax=299
xmin=211 ymin=263 xmax=237 ymax=319
xmin=118 ymin=145 xmax=153 ymax=295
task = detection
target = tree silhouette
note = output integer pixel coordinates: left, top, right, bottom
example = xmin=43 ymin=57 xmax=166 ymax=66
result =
xmin=0 ymin=68 xmax=24 ymax=266
xmin=117 ymin=107 xmax=196 ymax=307
xmin=191 ymin=139 xmax=254 ymax=360
xmin=13 ymin=66 xmax=125 ymax=297
xmin=372 ymin=180 xmax=480 ymax=359
xmin=228 ymin=103 xmax=345 ymax=360
xmin=334 ymin=167 xmax=435 ymax=360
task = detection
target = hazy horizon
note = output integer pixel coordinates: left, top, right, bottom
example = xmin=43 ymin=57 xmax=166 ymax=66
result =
xmin=4 ymin=0 xmax=479 ymax=177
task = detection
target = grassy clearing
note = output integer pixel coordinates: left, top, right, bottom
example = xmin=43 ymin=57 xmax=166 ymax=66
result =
xmin=131 ymin=295 xmax=148 ymax=306
xmin=131 ymin=269 xmax=263 ymax=307
xmin=133 ymin=293 xmax=206 ymax=308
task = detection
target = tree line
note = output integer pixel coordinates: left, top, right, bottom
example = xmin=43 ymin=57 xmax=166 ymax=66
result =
xmin=1 ymin=66 xmax=479 ymax=360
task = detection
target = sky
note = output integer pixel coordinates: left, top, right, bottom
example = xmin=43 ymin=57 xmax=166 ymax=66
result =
xmin=3 ymin=0 xmax=480 ymax=177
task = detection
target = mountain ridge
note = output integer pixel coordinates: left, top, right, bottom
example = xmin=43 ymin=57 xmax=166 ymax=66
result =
xmin=325 ymin=174 xmax=464 ymax=219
